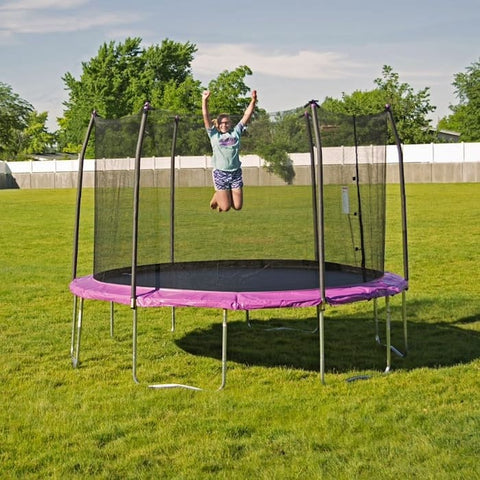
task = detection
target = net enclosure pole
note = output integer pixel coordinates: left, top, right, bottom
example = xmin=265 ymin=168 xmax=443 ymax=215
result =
xmin=71 ymin=110 xmax=96 ymax=281
xmin=386 ymin=104 xmax=409 ymax=352
xmin=130 ymin=102 xmax=151 ymax=308
xmin=309 ymin=100 xmax=326 ymax=384
xmin=70 ymin=110 xmax=95 ymax=367
xmin=308 ymin=101 xmax=326 ymax=301
xmin=169 ymin=115 xmax=180 ymax=263
xmin=386 ymin=105 xmax=409 ymax=282
xmin=169 ymin=115 xmax=180 ymax=332
xmin=131 ymin=102 xmax=151 ymax=384
xmin=304 ymin=110 xmax=320 ymax=261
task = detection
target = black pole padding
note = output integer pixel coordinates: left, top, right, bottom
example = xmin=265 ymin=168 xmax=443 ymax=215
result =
xmin=130 ymin=102 xmax=151 ymax=308
xmin=309 ymin=102 xmax=326 ymax=303
xmin=169 ymin=115 xmax=180 ymax=263
xmin=72 ymin=110 xmax=96 ymax=281
xmin=303 ymin=111 xmax=320 ymax=262
xmin=385 ymin=104 xmax=409 ymax=282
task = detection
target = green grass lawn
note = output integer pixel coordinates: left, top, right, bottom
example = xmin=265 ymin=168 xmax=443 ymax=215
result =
xmin=1 ymin=184 xmax=479 ymax=479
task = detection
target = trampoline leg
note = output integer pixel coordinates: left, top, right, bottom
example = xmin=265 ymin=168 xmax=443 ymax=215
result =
xmin=71 ymin=297 xmax=83 ymax=368
xmin=70 ymin=295 xmax=78 ymax=360
xmin=246 ymin=310 xmax=252 ymax=328
xmin=385 ymin=296 xmax=391 ymax=373
xmin=374 ymin=298 xmax=381 ymax=345
xmin=402 ymin=291 xmax=408 ymax=353
xmin=139 ymin=307 xmax=226 ymax=391
xmin=318 ymin=305 xmax=325 ymax=385
xmin=219 ymin=309 xmax=228 ymax=390
xmin=171 ymin=306 xmax=176 ymax=332
xmin=132 ymin=307 xmax=139 ymax=384
xmin=375 ymin=296 xmax=404 ymax=359
xmin=110 ymin=302 xmax=115 ymax=338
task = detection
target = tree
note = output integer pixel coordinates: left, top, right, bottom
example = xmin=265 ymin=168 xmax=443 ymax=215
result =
xmin=244 ymin=109 xmax=309 ymax=184
xmin=322 ymin=65 xmax=437 ymax=144
xmin=58 ymin=37 xmax=198 ymax=152
xmin=22 ymin=111 xmax=56 ymax=156
xmin=438 ymin=59 xmax=480 ymax=141
xmin=205 ymin=65 xmax=254 ymax=116
xmin=0 ymin=82 xmax=53 ymax=160
xmin=159 ymin=76 xmax=203 ymax=114
xmin=0 ymin=82 xmax=33 ymax=160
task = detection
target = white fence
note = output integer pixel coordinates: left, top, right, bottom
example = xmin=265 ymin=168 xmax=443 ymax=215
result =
xmin=4 ymin=142 xmax=480 ymax=174
xmin=1 ymin=142 xmax=480 ymax=188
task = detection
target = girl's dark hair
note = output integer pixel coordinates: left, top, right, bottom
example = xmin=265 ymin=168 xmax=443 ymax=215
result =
xmin=213 ymin=113 xmax=231 ymax=128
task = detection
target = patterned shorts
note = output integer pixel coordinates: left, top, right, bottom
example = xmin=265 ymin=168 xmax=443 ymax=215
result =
xmin=212 ymin=168 xmax=243 ymax=191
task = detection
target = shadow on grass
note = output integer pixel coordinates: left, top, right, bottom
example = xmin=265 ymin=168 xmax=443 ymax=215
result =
xmin=452 ymin=312 xmax=480 ymax=325
xmin=174 ymin=303 xmax=480 ymax=374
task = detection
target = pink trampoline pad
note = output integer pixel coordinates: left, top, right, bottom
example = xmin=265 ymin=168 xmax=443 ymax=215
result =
xmin=70 ymin=260 xmax=407 ymax=310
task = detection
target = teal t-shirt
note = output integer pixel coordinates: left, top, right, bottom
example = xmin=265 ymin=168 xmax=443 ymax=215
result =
xmin=207 ymin=122 xmax=245 ymax=171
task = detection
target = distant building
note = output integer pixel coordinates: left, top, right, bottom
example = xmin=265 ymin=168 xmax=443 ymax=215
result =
xmin=437 ymin=130 xmax=460 ymax=143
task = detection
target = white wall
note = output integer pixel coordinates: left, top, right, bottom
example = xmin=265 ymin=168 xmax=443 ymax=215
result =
xmin=4 ymin=142 xmax=480 ymax=175
xmin=2 ymin=142 xmax=480 ymax=188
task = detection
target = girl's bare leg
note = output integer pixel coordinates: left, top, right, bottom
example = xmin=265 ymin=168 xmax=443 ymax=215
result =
xmin=231 ymin=188 xmax=243 ymax=210
xmin=211 ymin=190 xmax=232 ymax=212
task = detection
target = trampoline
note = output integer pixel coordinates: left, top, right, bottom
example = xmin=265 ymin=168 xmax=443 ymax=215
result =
xmin=71 ymin=260 xmax=406 ymax=310
xmin=70 ymin=101 xmax=409 ymax=389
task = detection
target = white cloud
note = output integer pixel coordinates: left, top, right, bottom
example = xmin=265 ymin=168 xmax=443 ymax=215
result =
xmin=1 ymin=11 xmax=135 ymax=35
xmin=0 ymin=6 xmax=140 ymax=37
xmin=0 ymin=0 xmax=89 ymax=11
xmin=192 ymin=44 xmax=365 ymax=81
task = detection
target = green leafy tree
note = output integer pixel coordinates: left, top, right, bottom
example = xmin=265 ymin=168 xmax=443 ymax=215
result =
xmin=58 ymin=37 xmax=300 ymax=181
xmin=0 ymin=83 xmax=53 ymax=161
xmin=375 ymin=65 xmax=436 ymax=143
xmin=438 ymin=59 xmax=480 ymax=141
xmin=22 ymin=111 xmax=56 ymax=155
xmin=0 ymin=82 xmax=33 ymax=160
xmin=159 ymin=76 xmax=203 ymax=114
xmin=245 ymin=109 xmax=310 ymax=184
xmin=322 ymin=65 xmax=436 ymax=144
xmin=58 ymin=37 xmax=198 ymax=153
xmin=322 ymin=89 xmax=385 ymax=117
xmin=205 ymin=65 xmax=254 ymax=116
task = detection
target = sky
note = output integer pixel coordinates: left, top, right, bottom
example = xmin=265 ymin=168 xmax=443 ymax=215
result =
xmin=1 ymin=0 xmax=479 ymax=130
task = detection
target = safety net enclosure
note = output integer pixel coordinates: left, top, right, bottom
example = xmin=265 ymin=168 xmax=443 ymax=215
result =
xmin=70 ymin=101 xmax=409 ymax=388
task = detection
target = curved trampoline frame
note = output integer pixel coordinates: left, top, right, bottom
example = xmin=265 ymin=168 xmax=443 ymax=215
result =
xmin=70 ymin=101 xmax=409 ymax=389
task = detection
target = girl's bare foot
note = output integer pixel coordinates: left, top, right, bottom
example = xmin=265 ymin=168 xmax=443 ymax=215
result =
xmin=210 ymin=193 xmax=218 ymax=210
